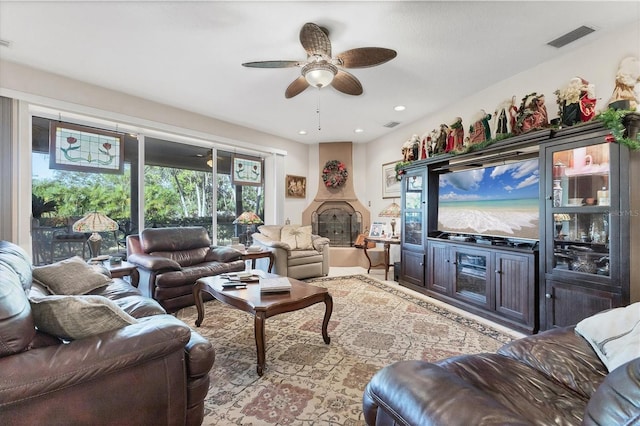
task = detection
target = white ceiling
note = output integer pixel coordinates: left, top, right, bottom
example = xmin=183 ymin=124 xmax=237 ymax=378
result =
xmin=1 ymin=1 xmax=638 ymax=144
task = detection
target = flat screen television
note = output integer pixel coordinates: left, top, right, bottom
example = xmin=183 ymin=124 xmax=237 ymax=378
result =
xmin=437 ymin=158 xmax=539 ymax=241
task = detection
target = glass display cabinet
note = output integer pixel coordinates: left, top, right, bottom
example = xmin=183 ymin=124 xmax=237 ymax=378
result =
xmin=540 ymin=125 xmax=633 ymax=330
xmin=400 ymin=169 xmax=426 ymax=287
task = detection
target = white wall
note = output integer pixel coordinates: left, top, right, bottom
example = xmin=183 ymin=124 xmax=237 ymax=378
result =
xmin=365 ymin=22 xmax=640 ymax=228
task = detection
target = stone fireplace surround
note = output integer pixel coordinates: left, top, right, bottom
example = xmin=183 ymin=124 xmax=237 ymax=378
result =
xmin=302 ymin=142 xmax=371 ymax=248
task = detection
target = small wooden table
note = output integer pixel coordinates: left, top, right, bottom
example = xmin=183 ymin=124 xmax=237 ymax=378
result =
xmin=239 ymin=249 xmax=274 ymax=273
xmin=103 ymin=260 xmax=140 ymax=287
xmin=193 ymin=273 xmax=332 ymax=376
xmin=363 ymin=237 xmax=401 ymax=280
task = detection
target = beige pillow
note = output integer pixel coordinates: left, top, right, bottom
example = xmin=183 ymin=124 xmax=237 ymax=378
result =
xmin=33 ymin=256 xmax=111 ymax=295
xmin=258 ymin=225 xmax=283 ymax=241
xmin=30 ymin=294 xmax=138 ymax=340
xmin=280 ymin=225 xmax=313 ymax=250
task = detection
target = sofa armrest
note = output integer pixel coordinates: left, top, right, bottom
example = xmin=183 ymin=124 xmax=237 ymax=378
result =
xmin=363 ymin=360 xmax=530 ymax=426
xmin=206 ymin=246 xmax=242 ymax=262
xmin=127 ymin=253 xmax=182 ymax=272
xmin=0 ymin=315 xmax=191 ymax=406
xmin=312 ymin=235 xmax=330 ymax=251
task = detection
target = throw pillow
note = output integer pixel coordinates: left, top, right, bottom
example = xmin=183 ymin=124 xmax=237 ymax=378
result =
xmin=280 ymin=225 xmax=313 ymax=250
xmin=30 ymin=294 xmax=138 ymax=340
xmin=33 ymin=256 xmax=111 ymax=295
xmin=258 ymin=225 xmax=282 ymax=242
xmin=575 ymin=302 xmax=640 ymax=372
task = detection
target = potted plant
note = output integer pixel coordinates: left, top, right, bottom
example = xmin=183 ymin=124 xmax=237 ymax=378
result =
xmin=31 ymin=194 xmax=57 ymax=227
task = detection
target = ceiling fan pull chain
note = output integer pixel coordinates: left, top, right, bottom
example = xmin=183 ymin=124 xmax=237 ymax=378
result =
xmin=317 ymin=88 xmax=321 ymax=131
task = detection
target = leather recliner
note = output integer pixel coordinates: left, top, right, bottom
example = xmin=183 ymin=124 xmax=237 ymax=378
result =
xmin=0 ymin=240 xmax=215 ymax=425
xmin=126 ymin=226 xmax=246 ymax=312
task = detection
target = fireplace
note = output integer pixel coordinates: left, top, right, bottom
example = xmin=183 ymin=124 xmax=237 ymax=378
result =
xmin=302 ymin=142 xmax=371 ymax=246
xmin=312 ymin=201 xmax=363 ymax=247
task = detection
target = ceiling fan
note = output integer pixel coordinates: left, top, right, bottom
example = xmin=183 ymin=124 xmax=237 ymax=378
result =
xmin=242 ymin=22 xmax=397 ymax=98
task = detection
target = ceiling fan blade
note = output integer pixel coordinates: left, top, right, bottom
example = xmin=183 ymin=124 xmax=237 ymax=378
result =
xmin=336 ymin=47 xmax=397 ymax=68
xmin=332 ymin=70 xmax=363 ymax=96
xmin=285 ymin=76 xmax=310 ymax=98
xmin=300 ymin=22 xmax=331 ymax=58
xmin=242 ymin=60 xmax=302 ymax=68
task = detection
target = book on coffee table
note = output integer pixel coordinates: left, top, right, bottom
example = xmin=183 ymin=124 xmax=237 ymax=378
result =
xmin=259 ymin=277 xmax=292 ymax=293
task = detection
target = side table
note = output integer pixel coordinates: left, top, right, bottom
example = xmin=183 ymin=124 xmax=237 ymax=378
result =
xmin=103 ymin=260 xmax=140 ymax=287
xmin=240 ymin=250 xmax=274 ymax=273
xmin=363 ymin=237 xmax=401 ymax=281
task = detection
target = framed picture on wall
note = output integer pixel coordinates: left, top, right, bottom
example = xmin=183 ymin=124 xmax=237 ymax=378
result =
xmin=49 ymin=122 xmax=124 ymax=174
xmin=382 ymin=161 xmax=401 ymax=199
xmin=285 ymin=174 xmax=306 ymax=198
xmin=231 ymin=154 xmax=263 ymax=186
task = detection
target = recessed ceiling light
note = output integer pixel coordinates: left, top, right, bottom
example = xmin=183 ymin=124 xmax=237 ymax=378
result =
xmin=298 ymin=130 xmax=307 ymax=135
xmin=354 ymin=128 xmax=364 ymax=133
xmin=393 ymin=105 xmax=406 ymax=111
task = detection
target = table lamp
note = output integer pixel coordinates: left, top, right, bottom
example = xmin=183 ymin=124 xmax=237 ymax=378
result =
xmin=233 ymin=211 xmax=263 ymax=247
xmin=73 ymin=212 xmax=119 ymax=258
xmin=379 ymin=201 xmax=401 ymax=238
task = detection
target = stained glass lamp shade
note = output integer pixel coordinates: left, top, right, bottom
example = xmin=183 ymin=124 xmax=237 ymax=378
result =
xmin=72 ymin=212 xmax=118 ymax=257
xmin=233 ymin=211 xmax=263 ymax=247
xmin=379 ymin=202 xmax=401 ymax=237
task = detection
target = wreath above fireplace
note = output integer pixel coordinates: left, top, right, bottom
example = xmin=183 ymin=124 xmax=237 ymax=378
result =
xmin=322 ymin=160 xmax=348 ymax=188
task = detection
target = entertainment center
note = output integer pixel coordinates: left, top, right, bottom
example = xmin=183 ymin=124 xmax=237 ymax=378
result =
xmin=398 ymin=118 xmax=639 ymax=334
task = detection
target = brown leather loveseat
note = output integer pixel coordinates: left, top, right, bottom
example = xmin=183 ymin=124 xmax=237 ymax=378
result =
xmin=363 ymin=318 xmax=640 ymax=425
xmin=0 ymin=240 xmax=215 ymax=425
xmin=127 ymin=226 xmax=246 ymax=312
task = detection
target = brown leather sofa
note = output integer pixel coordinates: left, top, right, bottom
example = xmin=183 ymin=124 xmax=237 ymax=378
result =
xmin=363 ymin=325 xmax=640 ymax=425
xmin=0 ymin=240 xmax=215 ymax=425
xmin=127 ymin=226 xmax=246 ymax=312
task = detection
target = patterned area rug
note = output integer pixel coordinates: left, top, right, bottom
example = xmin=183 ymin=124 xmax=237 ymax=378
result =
xmin=175 ymin=274 xmax=516 ymax=425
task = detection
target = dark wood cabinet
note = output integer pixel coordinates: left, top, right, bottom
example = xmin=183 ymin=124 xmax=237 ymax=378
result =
xmin=426 ymin=239 xmax=536 ymax=333
xmin=538 ymin=122 xmax=638 ymax=330
xmin=397 ymin=117 xmax=638 ymax=334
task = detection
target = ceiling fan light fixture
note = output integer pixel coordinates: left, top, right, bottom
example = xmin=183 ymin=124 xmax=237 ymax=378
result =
xmin=302 ymin=62 xmax=337 ymax=88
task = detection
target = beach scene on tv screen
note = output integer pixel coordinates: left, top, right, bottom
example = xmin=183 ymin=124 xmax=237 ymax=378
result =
xmin=438 ymin=159 xmax=539 ymax=240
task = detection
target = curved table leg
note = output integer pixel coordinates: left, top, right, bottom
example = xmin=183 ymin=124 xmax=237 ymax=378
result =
xmin=322 ymin=294 xmax=333 ymax=344
xmin=255 ymin=312 xmax=267 ymax=376
xmin=193 ymin=281 xmax=206 ymax=327
xmin=363 ymin=244 xmax=373 ymax=273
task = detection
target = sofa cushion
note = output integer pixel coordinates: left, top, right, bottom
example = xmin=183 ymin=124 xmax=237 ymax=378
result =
xmin=30 ymin=294 xmax=138 ymax=340
xmin=33 ymin=256 xmax=111 ymax=295
xmin=575 ymin=302 xmax=640 ymax=372
xmin=281 ymin=225 xmax=313 ymax=250
xmin=206 ymin=246 xmax=243 ymax=263
xmin=258 ymin=225 xmax=282 ymax=241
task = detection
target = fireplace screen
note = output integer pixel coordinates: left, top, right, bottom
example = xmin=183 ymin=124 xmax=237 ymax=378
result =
xmin=313 ymin=207 xmax=362 ymax=247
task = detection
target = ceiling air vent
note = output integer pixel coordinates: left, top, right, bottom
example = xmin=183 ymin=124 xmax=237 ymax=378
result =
xmin=383 ymin=121 xmax=401 ymax=128
xmin=547 ymin=25 xmax=595 ymax=48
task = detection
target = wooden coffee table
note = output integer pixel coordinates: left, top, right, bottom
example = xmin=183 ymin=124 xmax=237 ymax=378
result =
xmin=193 ymin=273 xmax=333 ymax=376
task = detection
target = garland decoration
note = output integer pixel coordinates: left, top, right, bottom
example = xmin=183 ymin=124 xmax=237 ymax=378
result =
xmin=395 ymin=161 xmax=412 ymax=181
xmin=322 ymin=160 xmax=348 ymax=188
xmin=596 ymin=108 xmax=640 ymax=151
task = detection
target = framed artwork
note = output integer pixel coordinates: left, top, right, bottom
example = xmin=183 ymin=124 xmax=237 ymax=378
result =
xmin=382 ymin=161 xmax=401 ymax=198
xmin=231 ymin=154 xmax=263 ymax=186
xmin=286 ymin=174 xmax=306 ymax=198
xmin=49 ymin=122 xmax=124 ymax=174
xmin=369 ymin=221 xmax=386 ymax=238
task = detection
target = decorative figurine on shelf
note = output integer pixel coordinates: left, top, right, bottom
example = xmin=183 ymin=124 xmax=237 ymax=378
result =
xmin=401 ymin=134 xmax=421 ymax=162
xmin=468 ymin=109 xmax=492 ymax=145
xmin=514 ymin=92 xmax=549 ymax=135
xmin=493 ymin=96 xmax=518 ymax=136
xmin=445 ymin=117 xmax=464 ymax=152
xmin=420 ymin=131 xmax=431 ymax=159
xmin=555 ymin=77 xmax=596 ymax=126
xmin=432 ymin=124 xmax=449 ymax=155
xmin=608 ymin=56 xmax=640 ymax=111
